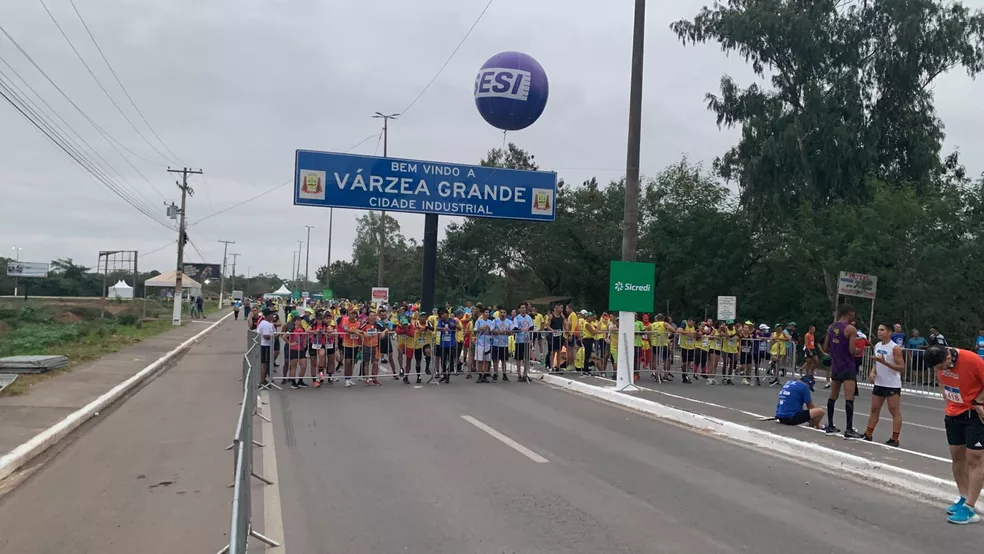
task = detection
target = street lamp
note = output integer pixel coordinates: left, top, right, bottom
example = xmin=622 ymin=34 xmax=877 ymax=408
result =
xmin=11 ymin=246 xmax=21 ymax=296
xmin=372 ymin=111 xmax=399 ymax=288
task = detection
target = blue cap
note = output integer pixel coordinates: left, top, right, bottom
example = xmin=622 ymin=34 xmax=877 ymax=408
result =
xmin=800 ymin=374 xmax=816 ymax=391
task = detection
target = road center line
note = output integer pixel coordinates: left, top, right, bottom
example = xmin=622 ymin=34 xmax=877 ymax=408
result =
xmin=461 ymin=415 xmax=549 ymax=464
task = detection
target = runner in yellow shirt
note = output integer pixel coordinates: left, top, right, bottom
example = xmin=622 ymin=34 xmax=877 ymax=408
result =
xmin=678 ymin=318 xmax=697 ymax=383
xmin=722 ymin=320 xmax=740 ymax=385
xmin=650 ymin=314 xmax=672 ymax=381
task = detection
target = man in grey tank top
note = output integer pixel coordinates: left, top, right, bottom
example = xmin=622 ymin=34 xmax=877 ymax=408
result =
xmin=823 ymin=304 xmax=863 ymax=439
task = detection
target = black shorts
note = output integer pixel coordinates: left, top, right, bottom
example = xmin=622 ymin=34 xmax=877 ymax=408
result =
xmin=309 ymin=346 xmax=320 ymax=357
xmin=652 ymin=346 xmax=670 ymax=360
xmin=830 ymin=370 xmax=857 ymax=383
xmin=260 ymin=345 xmax=271 ymax=364
xmin=414 ymin=348 xmax=424 ymax=361
xmin=437 ymin=344 xmax=455 ymax=359
xmin=804 ymin=349 xmax=816 ymax=359
xmin=515 ymin=342 xmax=528 ymax=359
xmin=945 ymin=411 xmax=984 ymax=450
xmin=682 ymin=348 xmax=695 ymax=362
xmin=696 ymin=349 xmax=708 ymax=368
xmin=274 ymin=337 xmax=281 ymax=351
xmin=492 ymin=345 xmax=508 ymax=361
xmin=361 ymin=346 xmax=377 ymax=361
xmin=777 ymin=410 xmax=812 ymax=426
xmin=343 ymin=346 xmax=357 ymax=360
xmin=548 ymin=335 xmax=562 ymax=351
xmin=739 ymin=352 xmax=754 ymax=366
xmin=325 ymin=345 xmax=336 ymax=355
xmin=854 ymin=357 xmax=863 ymax=371
xmin=380 ymin=337 xmax=391 ymax=354
xmin=287 ymin=348 xmax=307 ymax=361
xmin=872 ymin=385 xmax=901 ymax=397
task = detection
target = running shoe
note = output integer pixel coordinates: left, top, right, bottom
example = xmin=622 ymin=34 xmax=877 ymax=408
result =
xmin=742 ymin=378 xmax=750 ymax=385
xmin=823 ymin=425 xmax=841 ymax=435
xmin=344 ymin=379 xmax=354 ymax=388
xmin=948 ymin=504 xmax=980 ymax=525
xmin=885 ymin=439 xmax=900 ymax=447
xmin=403 ymin=375 xmax=410 ymax=384
xmin=297 ymin=380 xmax=309 ymax=388
xmin=372 ymin=379 xmax=381 ymax=386
xmin=290 ymin=382 xmax=299 ymax=390
xmin=706 ymin=378 xmax=717 ymax=385
xmin=313 ymin=379 xmax=322 ymax=388
xmin=502 ymin=374 xmax=510 ymax=382
xmin=862 ymin=435 xmax=872 ymax=442
xmin=416 ymin=376 xmax=421 ymax=384
xmin=392 ymin=374 xmax=400 ymax=380
xmin=947 ymin=497 xmax=966 ymax=516
xmin=682 ymin=375 xmax=692 ymax=384
xmin=844 ymin=429 xmax=864 ymax=440
xmin=492 ymin=374 xmax=498 ymax=382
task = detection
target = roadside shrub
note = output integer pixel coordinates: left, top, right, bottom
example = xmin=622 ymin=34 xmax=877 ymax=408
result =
xmin=68 ymin=307 xmax=105 ymax=321
xmin=117 ymin=313 xmax=138 ymax=326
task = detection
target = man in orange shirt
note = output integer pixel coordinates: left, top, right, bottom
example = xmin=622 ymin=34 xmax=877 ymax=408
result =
xmin=927 ymin=345 xmax=984 ymax=524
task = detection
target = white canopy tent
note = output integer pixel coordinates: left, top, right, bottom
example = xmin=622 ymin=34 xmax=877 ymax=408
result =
xmin=108 ymin=279 xmax=133 ymax=299
xmin=272 ymin=283 xmax=291 ymax=297
xmin=144 ymin=270 xmax=203 ymax=300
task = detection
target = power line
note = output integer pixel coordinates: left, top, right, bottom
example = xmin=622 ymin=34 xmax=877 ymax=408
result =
xmin=67 ymin=0 xmax=184 ymax=165
xmin=143 ymin=240 xmax=176 ymax=257
xmin=36 ymin=0 xmax=171 ymax=198
xmin=0 ymin=23 xmax=168 ymax=206
xmin=189 ymin=132 xmax=382 ymax=227
xmin=0 ymin=76 xmax=174 ymax=230
xmin=399 ymin=0 xmax=494 ymax=117
xmin=0 ymin=57 xmax=166 ymax=224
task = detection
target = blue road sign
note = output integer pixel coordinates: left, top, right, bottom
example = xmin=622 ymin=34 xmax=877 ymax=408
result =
xmin=294 ymin=150 xmax=557 ymax=222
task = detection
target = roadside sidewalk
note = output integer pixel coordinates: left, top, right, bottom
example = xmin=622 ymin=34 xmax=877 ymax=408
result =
xmin=0 ymin=312 xmax=229 ymax=458
xmin=0 ymin=315 xmax=250 ymax=553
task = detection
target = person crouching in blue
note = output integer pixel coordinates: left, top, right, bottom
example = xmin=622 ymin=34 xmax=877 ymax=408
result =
xmin=776 ymin=375 xmax=825 ymax=428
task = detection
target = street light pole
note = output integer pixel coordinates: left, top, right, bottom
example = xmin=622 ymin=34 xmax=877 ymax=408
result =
xmin=304 ymin=225 xmax=313 ymax=288
xmin=616 ymin=0 xmax=647 ymax=393
xmin=295 ymin=240 xmax=303 ymax=292
xmin=11 ymin=246 xmax=21 ymax=297
xmin=372 ymin=111 xmax=399 ymax=287
xmin=325 ymin=208 xmax=334 ymax=289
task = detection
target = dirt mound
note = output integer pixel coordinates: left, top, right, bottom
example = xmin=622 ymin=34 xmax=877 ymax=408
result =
xmin=54 ymin=311 xmax=83 ymax=324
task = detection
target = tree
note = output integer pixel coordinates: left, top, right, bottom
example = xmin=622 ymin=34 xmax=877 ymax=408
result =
xmin=670 ymin=0 xmax=984 ymax=223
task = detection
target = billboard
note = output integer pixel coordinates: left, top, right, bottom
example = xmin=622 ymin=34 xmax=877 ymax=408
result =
xmin=6 ymin=261 xmax=48 ymax=278
xmin=371 ymin=287 xmax=389 ymax=306
xmin=294 ymin=150 xmax=557 ymax=221
xmin=182 ymin=263 xmax=221 ymax=282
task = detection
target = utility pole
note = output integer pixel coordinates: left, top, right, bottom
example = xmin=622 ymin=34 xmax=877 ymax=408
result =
xmin=615 ymin=0 xmax=646 ymax=392
xmin=245 ymin=266 xmax=251 ymax=297
xmin=295 ymin=240 xmax=303 ymax=292
xmin=303 ymin=225 xmax=313 ymax=288
xmin=229 ymin=253 xmax=240 ymax=293
xmin=10 ymin=246 xmax=21 ymax=297
xmin=372 ymin=111 xmax=399 ymax=287
xmin=290 ymin=251 xmax=297 ymax=283
xmin=325 ymin=208 xmax=333 ymax=288
xmin=167 ymin=167 xmax=201 ymax=326
xmin=217 ymin=239 xmax=235 ymax=309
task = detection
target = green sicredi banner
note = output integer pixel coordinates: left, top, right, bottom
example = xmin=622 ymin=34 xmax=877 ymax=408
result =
xmin=608 ymin=261 xmax=655 ymax=313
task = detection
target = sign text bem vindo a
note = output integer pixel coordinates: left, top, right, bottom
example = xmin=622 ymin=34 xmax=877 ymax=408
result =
xmin=608 ymin=261 xmax=655 ymax=313
xmin=294 ymin=151 xmax=557 ymax=222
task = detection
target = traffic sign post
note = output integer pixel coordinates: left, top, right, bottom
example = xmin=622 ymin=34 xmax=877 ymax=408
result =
xmin=609 ymin=261 xmax=655 ymax=392
xmin=717 ymin=296 xmax=737 ymax=321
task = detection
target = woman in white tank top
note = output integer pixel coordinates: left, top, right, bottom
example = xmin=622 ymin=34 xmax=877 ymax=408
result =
xmin=864 ymin=324 xmax=905 ymax=446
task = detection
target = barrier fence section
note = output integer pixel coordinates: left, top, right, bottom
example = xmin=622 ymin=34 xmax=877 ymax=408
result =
xmin=255 ymin=317 xmax=944 ymax=397
xmin=217 ymin=329 xmax=280 ymax=554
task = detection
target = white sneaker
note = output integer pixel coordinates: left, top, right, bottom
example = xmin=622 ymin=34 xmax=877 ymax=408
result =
xmin=344 ymin=379 xmax=354 ymax=388
xmin=742 ymin=378 xmax=750 ymax=385
xmin=706 ymin=379 xmax=717 ymax=385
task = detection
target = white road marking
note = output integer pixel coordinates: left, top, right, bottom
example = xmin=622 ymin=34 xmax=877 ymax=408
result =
xmin=261 ymin=391 xmax=287 ymax=553
xmin=461 ymin=415 xmax=549 ymax=463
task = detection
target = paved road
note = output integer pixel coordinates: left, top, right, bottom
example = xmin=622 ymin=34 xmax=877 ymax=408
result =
xmin=0 ymin=317 xmax=244 ymax=554
xmin=268 ymin=376 xmax=973 ymax=554
xmin=579 ymin=371 xmax=950 ymax=458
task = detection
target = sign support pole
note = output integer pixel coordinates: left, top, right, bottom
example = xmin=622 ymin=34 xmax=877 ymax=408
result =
xmin=869 ymin=298 xmax=876 ymax=337
xmin=421 ymin=214 xmax=438 ymax=314
xmin=615 ymin=311 xmax=640 ymax=392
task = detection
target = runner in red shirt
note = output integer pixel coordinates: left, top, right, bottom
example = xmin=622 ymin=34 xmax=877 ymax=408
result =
xmin=926 ymin=345 xmax=984 ymax=524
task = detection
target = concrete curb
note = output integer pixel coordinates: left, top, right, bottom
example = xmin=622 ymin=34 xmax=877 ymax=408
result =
xmin=540 ymin=373 xmax=954 ymax=504
xmin=0 ymin=313 xmax=234 ymax=483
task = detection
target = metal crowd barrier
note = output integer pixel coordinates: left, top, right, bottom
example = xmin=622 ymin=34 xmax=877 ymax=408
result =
xmin=217 ymin=329 xmax=279 ymax=554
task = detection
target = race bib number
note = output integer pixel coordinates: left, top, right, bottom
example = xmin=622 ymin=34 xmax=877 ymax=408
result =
xmin=553 ymin=329 xmax=562 ymax=337
xmin=944 ymin=386 xmax=964 ymax=404
xmin=311 ymin=343 xmax=322 ymax=349
xmin=441 ymin=331 xmax=451 ymax=341
xmin=701 ymin=338 xmax=710 ymax=347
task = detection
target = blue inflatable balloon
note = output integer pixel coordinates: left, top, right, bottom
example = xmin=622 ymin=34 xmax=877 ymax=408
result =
xmin=474 ymin=51 xmax=549 ymax=131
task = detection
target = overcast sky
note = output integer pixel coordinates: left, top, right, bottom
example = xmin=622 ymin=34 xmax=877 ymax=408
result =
xmin=2 ymin=0 xmax=982 ymax=283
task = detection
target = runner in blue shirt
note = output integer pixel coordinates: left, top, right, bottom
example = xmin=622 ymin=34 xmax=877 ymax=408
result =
xmin=775 ymin=375 xmax=825 ymax=428
xmin=491 ymin=311 xmax=511 ymax=382
xmin=435 ymin=309 xmax=458 ymax=384
xmin=512 ymin=305 xmax=534 ymax=382
xmin=474 ymin=308 xmax=493 ymax=383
